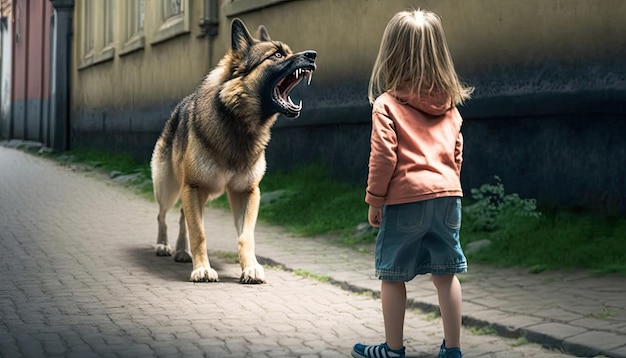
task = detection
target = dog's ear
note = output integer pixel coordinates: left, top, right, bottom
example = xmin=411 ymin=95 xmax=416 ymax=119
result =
xmin=231 ymin=18 xmax=254 ymax=53
xmin=257 ymin=25 xmax=271 ymax=42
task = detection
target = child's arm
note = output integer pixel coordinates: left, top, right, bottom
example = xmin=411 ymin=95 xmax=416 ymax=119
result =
xmin=365 ymin=110 xmax=397 ymax=208
xmin=455 ymin=131 xmax=463 ymax=175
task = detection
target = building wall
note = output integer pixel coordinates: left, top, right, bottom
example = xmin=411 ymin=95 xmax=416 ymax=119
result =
xmin=71 ymin=0 xmax=212 ymax=156
xmin=70 ymin=0 xmax=626 ymax=211
xmin=0 ymin=2 xmax=12 ymax=139
xmin=10 ymin=0 xmax=52 ymax=142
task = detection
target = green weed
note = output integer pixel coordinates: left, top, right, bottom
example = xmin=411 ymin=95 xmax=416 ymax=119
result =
xmin=293 ymin=269 xmax=331 ymax=283
xmin=512 ymin=336 xmax=529 ymax=347
xmin=588 ymin=306 xmax=617 ymax=320
xmin=214 ymin=251 xmax=239 ymax=264
xmin=469 ymin=325 xmax=497 ymax=336
xmin=423 ymin=311 xmax=441 ymax=321
xmin=460 ymin=177 xmax=626 ymax=275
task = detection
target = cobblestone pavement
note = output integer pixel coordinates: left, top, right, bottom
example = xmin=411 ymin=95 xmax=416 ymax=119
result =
xmin=0 ymin=145 xmax=621 ymax=357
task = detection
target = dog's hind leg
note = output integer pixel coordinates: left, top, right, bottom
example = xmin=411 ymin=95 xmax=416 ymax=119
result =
xmin=227 ymin=185 xmax=266 ymax=284
xmin=182 ymin=184 xmax=219 ymax=282
xmin=173 ymin=208 xmax=192 ymax=262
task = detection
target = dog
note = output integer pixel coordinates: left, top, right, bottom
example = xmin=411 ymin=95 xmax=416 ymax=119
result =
xmin=150 ymin=18 xmax=316 ymax=283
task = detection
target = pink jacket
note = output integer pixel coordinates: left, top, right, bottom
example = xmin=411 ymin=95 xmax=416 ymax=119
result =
xmin=365 ymin=90 xmax=464 ymax=207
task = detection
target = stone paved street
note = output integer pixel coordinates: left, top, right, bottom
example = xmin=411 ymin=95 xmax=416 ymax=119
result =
xmin=0 ymin=146 xmax=594 ymax=357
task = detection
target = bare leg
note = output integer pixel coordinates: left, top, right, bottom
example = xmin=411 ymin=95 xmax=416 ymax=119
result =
xmin=381 ymin=280 xmax=406 ymax=350
xmin=432 ymin=274 xmax=462 ymax=348
xmin=227 ymin=186 xmax=265 ymax=284
xmin=182 ymin=185 xmax=218 ymax=282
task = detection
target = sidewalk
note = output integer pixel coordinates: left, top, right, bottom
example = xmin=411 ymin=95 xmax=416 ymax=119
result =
xmin=153 ymin=164 xmax=626 ymax=357
xmin=2 ymin=142 xmax=625 ymax=357
xmin=249 ymin=226 xmax=626 ymax=358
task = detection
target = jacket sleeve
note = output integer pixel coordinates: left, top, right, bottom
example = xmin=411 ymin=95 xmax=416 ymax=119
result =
xmin=365 ymin=108 xmax=398 ymax=207
xmin=455 ymin=131 xmax=463 ymax=176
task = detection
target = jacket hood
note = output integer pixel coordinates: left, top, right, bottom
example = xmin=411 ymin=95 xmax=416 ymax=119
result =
xmin=391 ymin=90 xmax=452 ymax=117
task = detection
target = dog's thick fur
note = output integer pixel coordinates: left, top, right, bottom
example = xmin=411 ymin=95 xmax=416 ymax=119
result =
xmin=150 ymin=19 xmax=316 ymax=283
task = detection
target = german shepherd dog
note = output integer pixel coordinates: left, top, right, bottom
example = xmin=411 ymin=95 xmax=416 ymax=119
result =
xmin=150 ymin=18 xmax=316 ymax=283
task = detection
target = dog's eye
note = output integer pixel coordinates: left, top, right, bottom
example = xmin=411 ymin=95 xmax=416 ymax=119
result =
xmin=274 ymin=52 xmax=283 ymax=58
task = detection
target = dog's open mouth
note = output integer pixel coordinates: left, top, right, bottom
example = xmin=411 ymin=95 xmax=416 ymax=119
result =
xmin=273 ymin=67 xmax=314 ymax=118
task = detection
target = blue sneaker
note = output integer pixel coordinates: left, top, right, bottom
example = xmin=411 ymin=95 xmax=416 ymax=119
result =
xmin=438 ymin=340 xmax=462 ymax=358
xmin=352 ymin=342 xmax=406 ymax=358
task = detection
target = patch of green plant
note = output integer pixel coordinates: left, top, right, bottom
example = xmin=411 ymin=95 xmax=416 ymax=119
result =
xmin=423 ymin=311 xmax=441 ymax=321
xmin=353 ymin=290 xmax=377 ymax=299
xmin=469 ymin=325 xmax=496 ymax=336
xmin=264 ymin=165 xmax=367 ymax=237
xmin=336 ymin=235 xmax=370 ymax=246
xmin=293 ymin=269 xmax=331 ymax=283
xmin=591 ymin=264 xmax=626 ymax=275
xmin=220 ymin=164 xmax=368 ymax=238
xmin=263 ymin=264 xmax=285 ymax=271
xmin=528 ymin=264 xmax=547 ymax=274
xmin=461 ymin=177 xmax=626 ymax=275
xmin=53 ymin=147 xmax=148 ymax=175
xmin=512 ymin=336 xmax=529 ymax=347
xmin=462 ymin=176 xmax=540 ymax=234
xmin=214 ymin=251 xmax=239 ymax=264
xmin=587 ymin=306 xmax=617 ymax=320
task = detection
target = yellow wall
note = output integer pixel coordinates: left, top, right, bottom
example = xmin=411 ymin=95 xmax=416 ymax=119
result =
xmin=72 ymin=0 xmax=211 ymax=110
xmin=72 ymin=0 xmax=626 ymax=111
xmin=221 ymin=0 xmax=626 ymax=80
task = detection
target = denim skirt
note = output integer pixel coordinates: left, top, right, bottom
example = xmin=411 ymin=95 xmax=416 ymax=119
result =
xmin=375 ymin=196 xmax=467 ymax=281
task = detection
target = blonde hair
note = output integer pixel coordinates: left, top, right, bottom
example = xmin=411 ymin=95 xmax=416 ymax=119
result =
xmin=368 ymin=9 xmax=474 ymax=105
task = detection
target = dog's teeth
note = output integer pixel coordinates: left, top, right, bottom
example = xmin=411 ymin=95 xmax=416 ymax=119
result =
xmin=298 ymin=100 xmax=302 ymax=109
xmin=307 ymin=72 xmax=312 ymax=86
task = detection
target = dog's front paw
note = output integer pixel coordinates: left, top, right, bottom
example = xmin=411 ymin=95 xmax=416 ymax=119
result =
xmin=240 ymin=264 xmax=266 ymax=284
xmin=190 ymin=267 xmax=219 ymax=282
xmin=155 ymin=244 xmax=173 ymax=256
xmin=173 ymin=250 xmax=192 ymax=263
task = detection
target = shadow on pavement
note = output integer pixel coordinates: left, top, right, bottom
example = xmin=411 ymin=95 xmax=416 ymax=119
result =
xmin=124 ymin=246 xmax=244 ymax=284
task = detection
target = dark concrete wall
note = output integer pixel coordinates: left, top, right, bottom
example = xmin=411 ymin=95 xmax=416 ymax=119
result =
xmin=11 ymin=98 xmax=49 ymax=142
xmin=71 ymin=84 xmax=626 ymax=212
xmin=71 ymin=102 xmax=176 ymax=159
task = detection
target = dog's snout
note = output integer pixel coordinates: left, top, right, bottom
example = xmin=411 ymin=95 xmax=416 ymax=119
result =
xmin=303 ymin=50 xmax=317 ymax=60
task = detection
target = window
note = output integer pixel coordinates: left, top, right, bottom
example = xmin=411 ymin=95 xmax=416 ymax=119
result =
xmin=120 ymin=0 xmax=145 ymax=56
xmin=152 ymin=0 xmax=190 ymax=45
xmin=80 ymin=0 xmax=95 ymax=67
xmin=79 ymin=0 xmax=115 ymax=68
xmin=164 ymin=0 xmax=182 ymax=19
xmin=94 ymin=0 xmax=115 ymax=63
xmin=103 ymin=0 xmax=114 ymax=48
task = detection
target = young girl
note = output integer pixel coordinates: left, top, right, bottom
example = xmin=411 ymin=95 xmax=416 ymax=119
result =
xmin=352 ymin=9 xmax=473 ymax=358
